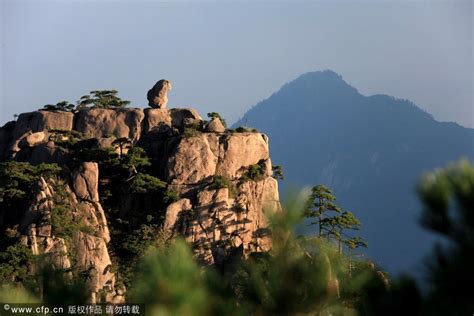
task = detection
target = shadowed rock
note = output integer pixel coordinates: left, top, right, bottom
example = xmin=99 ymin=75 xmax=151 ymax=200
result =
xmin=147 ymin=79 xmax=172 ymax=109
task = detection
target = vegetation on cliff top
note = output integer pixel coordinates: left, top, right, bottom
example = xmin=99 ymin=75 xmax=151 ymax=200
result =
xmin=41 ymin=90 xmax=131 ymax=112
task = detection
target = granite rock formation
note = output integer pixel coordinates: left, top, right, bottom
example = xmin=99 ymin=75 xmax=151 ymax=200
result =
xmin=0 ymin=106 xmax=281 ymax=302
xmin=147 ymin=79 xmax=172 ymax=109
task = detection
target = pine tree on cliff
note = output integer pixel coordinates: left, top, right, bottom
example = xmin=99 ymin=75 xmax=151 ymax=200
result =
xmin=304 ymin=185 xmax=342 ymax=238
xmin=77 ymin=90 xmax=130 ymax=109
xmin=42 ymin=101 xmax=75 ymax=112
xmin=112 ymin=137 xmax=132 ymax=156
xmin=304 ymin=184 xmax=367 ymax=253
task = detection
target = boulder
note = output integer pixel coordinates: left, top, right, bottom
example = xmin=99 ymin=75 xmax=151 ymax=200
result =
xmin=143 ymin=108 xmax=172 ymax=133
xmin=6 ymin=111 xmax=73 ymax=156
xmin=72 ymin=162 xmax=100 ymax=201
xmin=165 ymin=134 xmax=219 ymax=184
xmin=18 ymin=131 xmax=46 ymax=148
xmin=205 ymin=117 xmax=225 ymax=133
xmin=169 ymin=108 xmax=203 ymax=129
xmin=147 ymin=79 xmax=172 ymax=109
xmin=165 ymin=132 xmax=271 ymax=183
xmin=164 ymin=198 xmax=192 ymax=232
xmin=14 ymin=111 xmax=74 ymax=134
xmin=74 ymin=108 xmax=144 ymax=142
xmin=217 ymin=133 xmax=270 ymax=179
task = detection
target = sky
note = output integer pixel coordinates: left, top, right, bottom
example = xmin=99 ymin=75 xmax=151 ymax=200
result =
xmin=1 ymin=0 xmax=472 ymax=127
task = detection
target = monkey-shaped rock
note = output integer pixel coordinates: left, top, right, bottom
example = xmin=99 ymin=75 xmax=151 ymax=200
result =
xmin=147 ymin=79 xmax=172 ymax=109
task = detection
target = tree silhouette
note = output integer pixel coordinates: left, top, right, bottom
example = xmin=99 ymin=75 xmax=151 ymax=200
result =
xmin=77 ymin=90 xmax=130 ymax=109
xmin=305 ymin=184 xmax=366 ymax=253
xmin=112 ymin=137 xmax=132 ymax=156
xmin=271 ymin=165 xmax=284 ymax=180
xmin=42 ymin=101 xmax=75 ymax=112
xmin=304 ymin=185 xmax=342 ymax=238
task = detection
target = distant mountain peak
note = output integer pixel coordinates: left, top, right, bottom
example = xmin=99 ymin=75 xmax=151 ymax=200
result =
xmin=233 ymin=70 xmax=474 ymax=275
xmin=302 ymin=69 xmax=343 ymax=79
xmin=277 ymin=69 xmax=360 ymax=100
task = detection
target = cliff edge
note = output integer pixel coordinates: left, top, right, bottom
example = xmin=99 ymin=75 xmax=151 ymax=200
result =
xmin=0 ymin=106 xmax=281 ymax=302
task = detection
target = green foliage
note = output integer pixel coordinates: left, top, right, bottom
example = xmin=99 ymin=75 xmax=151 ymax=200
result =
xmin=115 ymin=147 xmax=151 ymax=171
xmin=113 ymin=224 xmax=171 ymax=288
xmin=74 ymin=146 xmax=118 ymax=164
xmin=39 ymin=265 xmax=89 ymax=305
xmin=0 ymin=162 xmax=61 ymax=221
xmin=49 ymin=179 xmax=82 ymax=241
xmin=415 ymin=160 xmax=474 ymax=315
xmin=163 ymin=189 xmax=180 ymax=204
xmin=87 ymin=145 xmax=179 ymax=289
xmin=77 ymin=90 xmax=130 ymax=109
xmin=209 ymin=175 xmax=237 ymax=198
xmin=0 ymin=285 xmax=39 ymax=303
xmin=354 ymin=160 xmax=474 ymax=315
xmin=3 ymin=160 xmax=473 ymax=315
xmin=344 ymin=236 xmax=368 ymax=250
xmin=48 ymin=129 xmax=86 ymax=148
xmin=356 ymin=274 xmax=421 ymax=316
xmin=112 ymin=137 xmax=132 ymax=156
xmin=271 ymin=164 xmax=284 ymax=180
xmin=74 ymin=143 xmax=148 ymax=173
xmin=41 ymin=101 xmax=75 ymax=112
xmin=230 ymin=126 xmax=259 ymax=133
xmin=207 ymin=112 xmax=227 ymax=128
xmin=305 ymin=184 xmax=367 ymax=253
xmin=206 ymin=175 xmax=233 ymax=196
xmin=183 ymin=123 xmax=203 ymax=138
xmin=121 ymin=224 xmax=165 ymax=257
xmin=210 ymin=175 xmax=232 ymax=190
xmin=129 ymin=193 xmax=379 ymax=315
xmin=0 ymin=240 xmax=35 ymax=285
xmin=417 ymin=159 xmax=474 ymax=238
xmin=242 ymin=159 xmax=267 ymax=182
xmin=129 ymin=239 xmax=214 ymax=316
xmin=126 ymin=173 xmax=166 ymax=194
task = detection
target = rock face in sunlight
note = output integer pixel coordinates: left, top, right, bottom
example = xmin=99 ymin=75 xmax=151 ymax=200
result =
xmin=147 ymin=79 xmax=172 ymax=109
xmin=0 ymin=106 xmax=281 ymax=302
xmin=17 ymin=163 xmax=123 ymax=303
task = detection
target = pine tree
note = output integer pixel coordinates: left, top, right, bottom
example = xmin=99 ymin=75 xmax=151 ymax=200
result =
xmin=112 ymin=137 xmax=132 ymax=156
xmin=42 ymin=101 xmax=75 ymax=112
xmin=77 ymin=90 xmax=130 ymax=109
xmin=304 ymin=184 xmax=367 ymax=253
xmin=304 ymin=185 xmax=342 ymax=238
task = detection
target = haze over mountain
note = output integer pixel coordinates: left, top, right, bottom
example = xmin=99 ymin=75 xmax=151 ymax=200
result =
xmin=234 ymin=70 xmax=474 ymax=274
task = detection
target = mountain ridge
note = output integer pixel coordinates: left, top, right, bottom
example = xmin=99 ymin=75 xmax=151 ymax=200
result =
xmin=233 ymin=70 xmax=474 ymax=273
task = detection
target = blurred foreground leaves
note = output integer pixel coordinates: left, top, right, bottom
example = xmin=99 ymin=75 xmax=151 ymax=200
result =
xmin=1 ymin=161 xmax=474 ymax=315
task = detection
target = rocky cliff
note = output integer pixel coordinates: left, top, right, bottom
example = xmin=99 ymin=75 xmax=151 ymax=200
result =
xmin=0 ymin=106 xmax=280 ymax=303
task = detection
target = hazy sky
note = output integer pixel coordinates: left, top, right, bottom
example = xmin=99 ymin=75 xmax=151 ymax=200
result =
xmin=1 ymin=0 xmax=472 ymax=127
